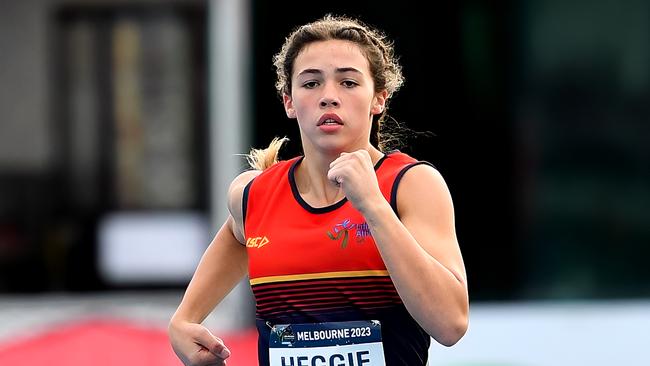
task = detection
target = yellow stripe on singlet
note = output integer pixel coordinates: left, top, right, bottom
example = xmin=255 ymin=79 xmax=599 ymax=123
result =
xmin=249 ymin=270 xmax=390 ymax=286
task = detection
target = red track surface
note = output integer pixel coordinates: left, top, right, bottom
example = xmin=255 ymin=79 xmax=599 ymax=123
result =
xmin=0 ymin=320 xmax=258 ymax=366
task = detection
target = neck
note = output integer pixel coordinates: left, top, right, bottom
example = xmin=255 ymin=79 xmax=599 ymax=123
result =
xmin=295 ymin=144 xmax=383 ymax=206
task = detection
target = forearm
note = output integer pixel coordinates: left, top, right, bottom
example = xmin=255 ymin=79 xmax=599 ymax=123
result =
xmin=363 ymin=202 xmax=468 ymax=345
xmin=172 ymin=217 xmax=248 ymax=325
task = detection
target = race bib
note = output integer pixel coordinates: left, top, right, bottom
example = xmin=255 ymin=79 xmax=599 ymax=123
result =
xmin=269 ymin=320 xmax=386 ymax=366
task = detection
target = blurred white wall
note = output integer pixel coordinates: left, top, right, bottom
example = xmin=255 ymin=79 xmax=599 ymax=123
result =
xmin=429 ymin=300 xmax=650 ymax=366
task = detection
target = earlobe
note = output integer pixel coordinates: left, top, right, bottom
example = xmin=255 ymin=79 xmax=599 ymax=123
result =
xmin=371 ymin=102 xmax=385 ymax=115
xmin=283 ymin=94 xmax=296 ymax=119
xmin=371 ymin=90 xmax=388 ymax=115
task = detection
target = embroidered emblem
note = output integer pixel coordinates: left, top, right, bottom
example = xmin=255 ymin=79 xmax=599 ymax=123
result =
xmin=326 ymin=219 xmax=372 ymax=248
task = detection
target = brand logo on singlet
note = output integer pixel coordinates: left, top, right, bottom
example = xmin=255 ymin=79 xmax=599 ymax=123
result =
xmin=246 ymin=236 xmax=270 ymax=248
xmin=326 ymin=219 xmax=372 ymax=249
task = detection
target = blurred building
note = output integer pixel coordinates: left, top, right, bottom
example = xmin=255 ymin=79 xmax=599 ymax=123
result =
xmin=0 ymin=0 xmax=650 ymax=365
xmin=1 ymin=0 xmax=649 ymax=299
xmin=0 ymin=0 xmax=213 ymax=293
xmin=0 ymin=0 xmax=649 ymax=364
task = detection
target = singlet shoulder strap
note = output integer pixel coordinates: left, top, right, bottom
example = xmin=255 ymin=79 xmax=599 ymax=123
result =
xmin=242 ymin=157 xmax=300 ymax=235
xmin=241 ymin=177 xmax=255 ymax=233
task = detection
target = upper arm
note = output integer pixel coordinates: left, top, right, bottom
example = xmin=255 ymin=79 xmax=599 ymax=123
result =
xmin=227 ymin=170 xmax=261 ymax=243
xmin=396 ymin=164 xmax=467 ymax=284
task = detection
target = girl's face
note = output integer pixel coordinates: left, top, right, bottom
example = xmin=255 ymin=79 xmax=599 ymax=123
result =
xmin=283 ymin=40 xmax=387 ymax=155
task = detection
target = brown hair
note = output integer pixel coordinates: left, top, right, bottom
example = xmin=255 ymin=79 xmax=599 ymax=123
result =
xmin=247 ymin=14 xmax=404 ymax=169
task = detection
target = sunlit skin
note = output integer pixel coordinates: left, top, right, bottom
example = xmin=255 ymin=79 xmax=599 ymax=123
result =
xmin=283 ymin=40 xmax=387 ymax=207
xmin=169 ymin=39 xmax=468 ymax=366
xmin=282 ymin=39 xmax=468 ymax=346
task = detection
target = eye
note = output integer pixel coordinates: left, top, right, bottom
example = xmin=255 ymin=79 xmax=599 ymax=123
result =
xmin=341 ymin=79 xmax=359 ymax=88
xmin=302 ymin=80 xmax=320 ymax=89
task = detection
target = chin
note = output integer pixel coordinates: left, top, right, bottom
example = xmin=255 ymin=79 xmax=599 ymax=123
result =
xmin=317 ymin=144 xmax=346 ymax=155
xmin=309 ymin=136 xmax=347 ymax=153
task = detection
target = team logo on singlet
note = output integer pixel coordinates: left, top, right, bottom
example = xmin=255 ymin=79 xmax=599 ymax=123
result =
xmin=326 ymin=219 xmax=372 ymax=248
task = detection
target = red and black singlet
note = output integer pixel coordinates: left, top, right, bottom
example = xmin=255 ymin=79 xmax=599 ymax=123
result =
xmin=243 ymin=151 xmax=434 ymax=365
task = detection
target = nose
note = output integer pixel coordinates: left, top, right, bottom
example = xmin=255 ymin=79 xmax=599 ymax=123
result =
xmin=320 ymin=98 xmax=339 ymax=108
xmin=319 ymin=83 xmax=340 ymax=108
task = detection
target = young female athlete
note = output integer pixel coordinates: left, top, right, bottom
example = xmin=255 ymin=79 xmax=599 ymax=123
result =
xmin=169 ymin=14 xmax=469 ymax=366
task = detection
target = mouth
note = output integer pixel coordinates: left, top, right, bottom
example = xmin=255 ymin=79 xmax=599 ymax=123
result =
xmin=317 ymin=113 xmax=343 ymax=126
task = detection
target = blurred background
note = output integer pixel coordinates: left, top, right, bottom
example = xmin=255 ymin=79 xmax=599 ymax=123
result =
xmin=0 ymin=0 xmax=649 ymax=365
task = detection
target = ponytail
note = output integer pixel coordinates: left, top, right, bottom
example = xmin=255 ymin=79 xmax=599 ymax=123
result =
xmin=245 ymin=137 xmax=288 ymax=170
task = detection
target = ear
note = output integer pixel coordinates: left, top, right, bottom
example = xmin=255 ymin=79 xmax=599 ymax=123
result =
xmin=371 ymin=90 xmax=388 ymax=115
xmin=283 ymin=94 xmax=296 ymax=119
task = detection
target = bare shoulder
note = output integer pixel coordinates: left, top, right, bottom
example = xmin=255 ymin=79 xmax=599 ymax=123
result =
xmin=227 ymin=170 xmax=262 ymax=220
xmin=399 ymin=163 xmax=448 ymax=190
xmin=396 ymin=163 xmax=454 ymax=215
xmin=226 ymin=170 xmax=261 ymax=243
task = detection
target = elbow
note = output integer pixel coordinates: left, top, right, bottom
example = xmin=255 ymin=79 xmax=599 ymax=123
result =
xmin=438 ymin=323 xmax=467 ymax=347
xmin=433 ymin=312 xmax=469 ymax=347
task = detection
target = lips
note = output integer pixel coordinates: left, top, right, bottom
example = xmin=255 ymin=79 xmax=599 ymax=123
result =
xmin=317 ymin=113 xmax=343 ymax=126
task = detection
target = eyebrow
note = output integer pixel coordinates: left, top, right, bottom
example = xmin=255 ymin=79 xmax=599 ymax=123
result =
xmin=297 ymin=67 xmax=363 ymax=77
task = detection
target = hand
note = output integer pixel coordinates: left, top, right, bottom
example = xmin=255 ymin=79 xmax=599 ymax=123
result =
xmin=327 ymin=150 xmax=385 ymax=213
xmin=169 ymin=321 xmax=231 ymax=366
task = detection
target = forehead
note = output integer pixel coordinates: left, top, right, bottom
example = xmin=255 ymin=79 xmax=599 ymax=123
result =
xmin=293 ymin=39 xmax=369 ymax=73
